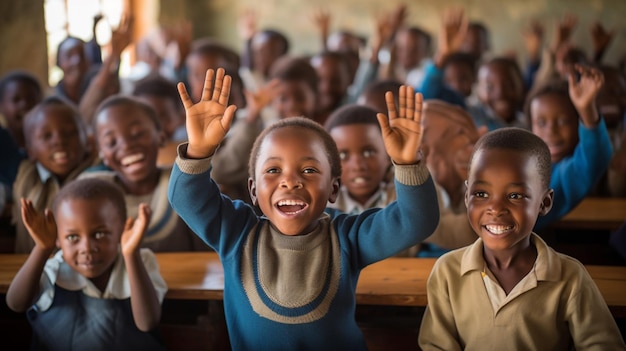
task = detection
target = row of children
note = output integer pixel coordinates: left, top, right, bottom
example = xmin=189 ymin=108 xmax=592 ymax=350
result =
xmin=1 ymin=2 xmax=625 ymax=349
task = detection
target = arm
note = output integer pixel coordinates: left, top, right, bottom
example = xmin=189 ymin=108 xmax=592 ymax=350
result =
xmin=522 ymin=20 xmax=544 ymax=89
xmin=237 ymin=9 xmax=257 ymax=70
xmin=79 ymin=15 xmax=132 ymax=125
xmin=121 ymin=204 xmax=161 ymax=331
xmin=5 ymin=199 xmax=57 ymax=312
xmin=590 ymin=21 xmax=614 ymax=64
xmin=312 ymin=9 xmax=330 ymax=51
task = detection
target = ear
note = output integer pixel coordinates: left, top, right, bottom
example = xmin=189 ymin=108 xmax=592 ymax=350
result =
xmin=248 ymin=177 xmax=258 ymax=206
xmin=539 ymin=188 xmax=554 ymax=216
xmin=327 ymin=177 xmax=341 ymax=204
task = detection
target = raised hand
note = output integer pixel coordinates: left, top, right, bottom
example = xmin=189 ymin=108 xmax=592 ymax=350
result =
xmin=552 ymin=13 xmax=577 ymax=54
xmin=568 ymin=64 xmax=604 ymax=127
xmin=178 ymin=68 xmax=238 ymax=158
xmin=312 ymin=8 xmax=331 ymax=49
xmin=111 ymin=14 xmax=133 ymax=58
xmin=121 ymin=203 xmax=151 ymax=257
xmin=21 ymin=198 xmax=57 ymax=251
xmin=435 ymin=7 xmax=468 ymax=67
xmin=244 ymin=79 xmax=281 ymax=123
xmin=376 ymin=85 xmax=424 ymax=165
xmin=238 ymin=9 xmax=258 ymax=41
xmin=590 ymin=21 xmax=614 ymax=61
xmin=523 ymin=19 xmax=544 ymax=63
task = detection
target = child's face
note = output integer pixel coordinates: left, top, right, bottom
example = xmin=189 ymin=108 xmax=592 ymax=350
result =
xmin=311 ymin=56 xmax=350 ymax=113
xmin=55 ymin=197 xmax=122 ymax=287
xmin=272 ymin=80 xmax=316 ymax=118
xmin=444 ymin=62 xmax=475 ymax=98
xmin=252 ymin=34 xmax=283 ymax=77
xmin=465 ymin=148 xmax=552 ymax=254
xmin=459 ymin=26 xmax=488 ymax=59
xmin=330 ymin=124 xmax=390 ymax=205
xmin=477 ymin=63 xmax=524 ymax=123
xmin=26 ymin=106 xmax=86 ymax=181
xmin=0 ymin=80 xmax=41 ymax=136
xmin=530 ymin=93 xmax=579 ymax=164
xmin=186 ymin=53 xmax=228 ymax=101
xmin=57 ymin=38 xmax=89 ymax=80
xmin=422 ymin=105 xmax=479 ymax=192
xmin=249 ymin=126 xmax=340 ymax=236
xmin=95 ymin=105 xmax=163 ymax=188
xmin=394 ymin=30 xmax=428 ymax=70
xmin=136 ymin=95 xmax=182 ymax=140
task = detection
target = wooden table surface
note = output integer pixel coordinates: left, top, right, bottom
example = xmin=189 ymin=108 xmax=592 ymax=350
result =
xmin=1 ymin=252 xmax=625 ymax=311
xmin=551 ymin=197 xmax=626 ymax=231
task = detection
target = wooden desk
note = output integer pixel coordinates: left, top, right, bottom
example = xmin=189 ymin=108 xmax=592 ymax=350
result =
xmin=1 ymin=252 xmax=625 ymax=312
xmin=551 ymin=197 xmax=626 ymax=231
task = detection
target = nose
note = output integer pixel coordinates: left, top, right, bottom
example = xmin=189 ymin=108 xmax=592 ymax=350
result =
xmin=79 ymin=237 xmax=98 ymax=254
xmin=345 ymin=153 xmax=367 ymax=171
xmin=280 ymin=172 xmax=303 ymax=189
xmin=487 ymin=195 xmax=508 ymax=216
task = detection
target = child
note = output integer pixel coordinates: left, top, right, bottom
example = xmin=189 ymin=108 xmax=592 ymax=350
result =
xmin=324 ymin=104 xmax=393 ymax=215
xmin=526 ymin=65 xmax=613 ymax=230
xmin=357 ymin=79 xmax=403 ymax=113
xmin=310 ymin=51 xmax=353 ymax=125
xmin=13 ymin=96 xmax=95 ymax=253
xmin=419 ymin=127 xmax=625 ymax=350
xmin=240 ymin=28 xmax=290 ymax=92
xmin=83 ymin=95 xmax=208 ymax=252
xmin=54 ymin=36 xmax=94 ymax=105
xmin=168 ymin=68 xmax=439 ymax=349
xmin=442 ymin=52 xmax=478 ymax=101
xmin=389 ymin=26 xmax=432 ymax=88
xmin=0 ymin=70 xmax=43 ymax=149
xmin=6 ymin=178 xmax=167 ymax=350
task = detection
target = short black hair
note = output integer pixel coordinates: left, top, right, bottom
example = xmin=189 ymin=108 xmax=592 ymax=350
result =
xmin=470 ymin=127 xmax=552 ymax=189
xmin=442 ymin=52 xmax=478 ymax=74
xmin=52 ymin=178 xmax=127 ymax=223
xmin=189 ymin=38 xmax=241 ymax=71
xmin=94 ymin=94 xmax=162 ymax=132
xmin=257 ymin=29 xmax=290 ymax=55
xmin=248 ymin=117 xmax=341 ymax=180
xmin=324 ymin=104 xmax=380 ymax=132
xmin=269 ymin=56 xmax=319 ymax=95
xmin=524 ymin=79 xmax=576 ymax=126
xmin=132 ymin=74 xmax=182 ymax=112
xmin=23 ymin=95 xmax=87 ymax=148
xmin=0 ymin=70 xmax=43 ymax=100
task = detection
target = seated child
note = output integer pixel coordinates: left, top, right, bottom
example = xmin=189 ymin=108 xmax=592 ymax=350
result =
xmin=417 ymin=99 xmax=483 ymax=256
xmin=168 ymin=68 xmax=439 ymax=349
xmin=13 ymin=96 xmax=96 ymax=253
xmin=82 ymin=95 xmax=208 ymax=252
xmin=310 ymin=51 xmax=353 ymax=125
xmin=324 ymin=104 xmax=392 ymax=215
xmin=418 ymin=127 xmax=625 ymax=350
xmin=6 ymin=178 xmax=167 ymax=350
xmin=0 ymin=70 xmax=43 ymax=237
xmin=442 ymin=52 xmax=478 ymax=102
xmin=526 ymin=65 xmax=613 ymax=230
xmin=240 ymin=28 xmax=290 ymax=92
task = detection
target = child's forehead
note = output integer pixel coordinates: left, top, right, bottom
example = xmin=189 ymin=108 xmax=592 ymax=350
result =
xmin=35 ymin=104 xmax=77 ymax=124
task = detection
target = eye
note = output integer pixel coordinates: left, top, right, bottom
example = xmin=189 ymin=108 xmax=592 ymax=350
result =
xmin=508 ymin=193 xmax=525 ymax=200
xmin=101 ymin=135 xmax=116 ymax=149
xmin=94 ymin=232 xmax=107 ymax=239
xmin=265 ymin=167 xmax=280 ymax=174
xmin=473 ymin=191 xmax=488 ymax=198
xmin=363 ymin=149 xmax=375 ymax=158
xmin=339 ymin=151 xmax=348 ymax=161
xmin=66 ymin=234 xmax=79 ymax=243
xmin=303 ymin=167 xmax=318 ymax=174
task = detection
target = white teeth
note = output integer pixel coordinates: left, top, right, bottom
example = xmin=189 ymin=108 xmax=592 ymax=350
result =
xmin=353 ymin=177 xmax=366 ymax=184
xmin=277 ymin=200 xmax=306 ymax=206
xmin=485 ymin=224 xmax=513 ymax=235
xmin=121 ymin=153 xmax=144 ymax=166
xmin=52 ymin=152 xmax=67 ymax=160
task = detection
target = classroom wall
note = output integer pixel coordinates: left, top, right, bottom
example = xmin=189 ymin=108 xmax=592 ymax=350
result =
xmin=165 ymin=0 xmax=626 ymax=67
xmin=0 ymin=0 xmax=48 ymax=85
xmin=1 ymin=0 xmax=625 ymax=85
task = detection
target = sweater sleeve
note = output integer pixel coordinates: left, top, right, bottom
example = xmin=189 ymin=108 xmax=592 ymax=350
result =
xmin=418 ymin=62 xmax=466 ymax=109
xmin=333 ymin=162 xmax=440 ymax=267
xmin=168 ymin=143 xmax=259 ymax=257
xmin=535 ymin=119 xmax=613 ymax=230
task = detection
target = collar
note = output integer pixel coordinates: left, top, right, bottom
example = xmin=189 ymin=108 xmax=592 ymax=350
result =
xmin=460 ymin=233 xmax=562 ymax=281
xmin=35 ymin=162 xmax=55 ymax=183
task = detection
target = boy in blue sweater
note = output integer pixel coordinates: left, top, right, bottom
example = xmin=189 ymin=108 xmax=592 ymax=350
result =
xmin=168 ymin=68 xmax=439 ymax=350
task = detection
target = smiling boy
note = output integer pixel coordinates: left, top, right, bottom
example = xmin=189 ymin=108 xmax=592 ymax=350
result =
xmin=168 ymin=68 xmax=439 ymax=350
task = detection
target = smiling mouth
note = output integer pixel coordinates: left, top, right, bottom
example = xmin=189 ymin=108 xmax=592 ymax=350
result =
xmin=351 ymin=177 xmax=369 ymax=185
xmin=485 ymin=224 xmax=514 ymax=235
xmin=277 ymin=199 xmax=308 ymax=215
xmin=121 ymin=153 xmax=145 ymax=167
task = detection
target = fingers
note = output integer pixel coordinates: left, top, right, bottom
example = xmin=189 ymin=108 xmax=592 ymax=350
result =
xmin=376 ymin=113 xmax=391 ymax=137
xmin=384 ymin=91 xmax=397 ymax=120
xmin=413 ymin=92 xmax=423 ymax=123
xmin=202 ymin=69 xmax=216 ymax=101
xmin=177 ymin=82 xmax=193 ymax=109
xmin=399 ymin=85 xmax=407 ymax=118
xmin=211 ymin=68 xmax=225 ymax=101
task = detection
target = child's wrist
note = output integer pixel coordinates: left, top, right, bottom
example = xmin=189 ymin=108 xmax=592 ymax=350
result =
xmin=186 ymin=144 xmax=217 ymax=159
xmin=577 ymin=105 xmax=600 ymax=127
